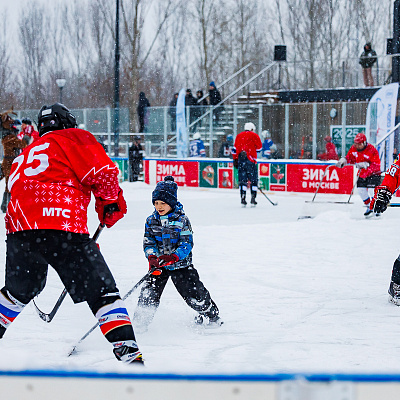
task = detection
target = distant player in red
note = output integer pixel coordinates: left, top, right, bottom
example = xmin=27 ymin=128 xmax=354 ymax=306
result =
xmin=18 ymin=118 xmax=40 ymax=143
xmin=370 ymin=158 xmax=400 ymax=305
xmin=317 ymin=135 xmax=339 ymax=161
xmin=232 ymin=122 xmax=262 ymax=207
xmin=0 ymin=103 xmax=144 ymax=364
xmin=336 ymin=132 xmax=381 ymax=217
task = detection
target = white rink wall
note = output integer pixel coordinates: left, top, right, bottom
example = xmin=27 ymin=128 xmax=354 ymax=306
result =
xmin=2 ymin=371 xmax=400 ymax=400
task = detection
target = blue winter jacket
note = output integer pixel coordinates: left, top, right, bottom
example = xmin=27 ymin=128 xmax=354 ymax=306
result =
xmin=143 ymin=202 xmax=193 ymax=270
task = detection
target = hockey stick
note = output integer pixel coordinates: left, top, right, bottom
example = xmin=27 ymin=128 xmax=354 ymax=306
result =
xmin=305 ymin=164 xmax=334 ymax=203
xmin=32 ymin=223 xmax=105 ymax=323
xmin=257 ymin=185 xmax=278 ymax=206
xmin=67 ymin=266 xmax=157 ymax=357
xmin=345 ymin=169 xmax=361 ymax=204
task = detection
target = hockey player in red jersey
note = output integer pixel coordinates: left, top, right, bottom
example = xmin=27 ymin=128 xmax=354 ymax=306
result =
xmin=0 ymin=103 xmax=144 ymax=364
xmin=232 ymin=122 xmax=262 ymax=206
xmin=370 ymin=157 xmax=400 ymax=305
xmin=336 ymin=132 xmax=381 ymax=217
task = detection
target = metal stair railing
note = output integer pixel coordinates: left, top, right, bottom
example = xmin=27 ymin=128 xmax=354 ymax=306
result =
xmin=158 ymin=61 xmax=278 ymax=157
xmin=196 ymin=62 xmax=253 ymax=104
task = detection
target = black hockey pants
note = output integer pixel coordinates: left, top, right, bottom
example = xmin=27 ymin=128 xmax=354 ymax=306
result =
xmin=137 ymin=265 xmax=219 ymax=318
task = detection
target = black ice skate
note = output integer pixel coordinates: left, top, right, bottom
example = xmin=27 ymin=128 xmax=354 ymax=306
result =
xmin=241 ymin=193 xmax=247 ymax=207
xmin=113 ymin=345 xmax=144 ymax=365
xmin=364 ymin=208 xmax=373 ymax=218
xmin=388 ymin=281 xmax=400 ymax=306
xmin=250 ymin=193 xmax=257 ymax=207
xmin=194 ymin=314 xmax=224 ymax=327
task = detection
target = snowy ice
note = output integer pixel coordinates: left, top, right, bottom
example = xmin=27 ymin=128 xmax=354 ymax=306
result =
xmin=1 ymin=181 xmax=400 ymax=375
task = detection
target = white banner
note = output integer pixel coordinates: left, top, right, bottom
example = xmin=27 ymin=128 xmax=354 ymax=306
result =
xmin=366 ymin=82 xmax=399 ymax=170
xmin=176 ymin=88 xmax=188 ymax=158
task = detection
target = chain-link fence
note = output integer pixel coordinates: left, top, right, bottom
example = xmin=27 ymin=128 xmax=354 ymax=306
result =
xmin=10 ymin=102 xmax=379 ymax=161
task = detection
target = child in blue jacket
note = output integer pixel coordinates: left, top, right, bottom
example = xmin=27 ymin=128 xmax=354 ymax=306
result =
xmin=133 ymin=176 xmax=222 ymax=330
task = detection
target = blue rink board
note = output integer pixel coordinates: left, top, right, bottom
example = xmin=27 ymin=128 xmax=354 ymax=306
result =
xmin=2 ymin=370 xmax=400 ymax=382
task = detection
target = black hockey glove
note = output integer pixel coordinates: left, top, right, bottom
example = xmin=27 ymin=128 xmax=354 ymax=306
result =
xmin=233 ymin=159 xmax=238 ymax=169
xmin=373 ymin=186 xmax=392 ymax=214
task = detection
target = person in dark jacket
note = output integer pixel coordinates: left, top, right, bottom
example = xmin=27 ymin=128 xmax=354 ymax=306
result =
xmin=137 ymin=92 xmax=150 ymax=133
xmin=133 ymin=176 xmax=222 ymax=331
xmin=192 ymin=90 xmax=208 ymax=131
xmin=359 ymin=43 xmax=377 ymax=87
xmin=185 ymin=89 xmax=197 ymax=132
xmin=209 ymin=81 xmax=223 ymax=125
xmin=128 ymin=135 xmax=144 ymax=182
xmin=218 ymin=134 xmax=234 ymax=158
xmin=168 ymin=92 xmax=179 ymax=132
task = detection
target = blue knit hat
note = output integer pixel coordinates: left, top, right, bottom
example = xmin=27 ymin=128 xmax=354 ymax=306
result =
xmin=152 ymin=176 xmax=178 ymax=209
xmin=209 ymin=81 xmax=216 ymax=88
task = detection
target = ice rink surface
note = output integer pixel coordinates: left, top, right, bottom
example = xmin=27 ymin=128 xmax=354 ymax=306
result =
xmin=1 ymin=181 xmax=400 ymax=374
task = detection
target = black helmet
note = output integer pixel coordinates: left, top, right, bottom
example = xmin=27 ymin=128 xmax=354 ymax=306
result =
xmin=21 ymin=118 xmax=31 ymax=125
xmin=37 ymin=103 xmax=77 ymax=136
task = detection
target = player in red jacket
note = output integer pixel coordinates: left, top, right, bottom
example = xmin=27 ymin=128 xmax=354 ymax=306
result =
xmin=232 ymin=122 xmax=262 ymax=206
xmin=0 ymin=103 xmax=143 ymax=364
xmin=17 ymin=118 xmax=40 ymax=143
xmin=370 ymin=157 xmax=400 ymax=305
xmin=317 ymin=135 xmax=339 ymax=161
xmin=336 ymin=132 xmax=381 ymax=217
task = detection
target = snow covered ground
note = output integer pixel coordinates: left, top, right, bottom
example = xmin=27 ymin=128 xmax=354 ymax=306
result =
xmin=1 ymin=181 xmax=400 ymax=375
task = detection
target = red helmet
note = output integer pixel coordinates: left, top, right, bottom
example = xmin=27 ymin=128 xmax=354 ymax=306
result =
xmin=324 ymin=135 xmax=332 ymax=142
xmin=354 ymin=133 xmax=367 ymax=144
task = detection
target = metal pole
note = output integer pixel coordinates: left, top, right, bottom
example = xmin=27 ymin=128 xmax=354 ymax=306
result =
xmin=284 ymin=104 xmax=289 ymax=159
xmin=113 ymin=0 xmax=120 ymax=157
xmin=163 ymin=107 xmax=167 ymax=157
xmin=393 ymin=0 xmax=400 ymax=83
xmin=312 ymin=103 xmax=317 ymax=159
xmin=341 ymin=103 xmax=346 ymax=157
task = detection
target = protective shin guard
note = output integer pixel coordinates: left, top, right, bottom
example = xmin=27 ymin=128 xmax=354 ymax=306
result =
xmin=357 ymin=187 xmax=370 ymax=205
xmin=93 ymin=295 xmax=143 ymax=364
xmin=0 ymin=289 xmax=26 ymax=335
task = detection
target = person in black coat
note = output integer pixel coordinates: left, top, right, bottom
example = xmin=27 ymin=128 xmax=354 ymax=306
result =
xmin=359 ymin=42 xmax=377 ymax=87
xmin=128 ymin=136 xmax=144 ymax=182
xmin=209 ymin=81 xmax=223 ymax=125
xmin=168 ymin=92 xmax=179 ymax=132
xmin=137 ymin=92 xmax=150 ymax=133
xmin=185 ymin=89 xmax=197 ymax=132
xmin=192 ymin=90 xmax=208 ymax=131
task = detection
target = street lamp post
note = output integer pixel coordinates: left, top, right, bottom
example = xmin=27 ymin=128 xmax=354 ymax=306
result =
xmin=56 ymin=79 xmax=66 ymax=103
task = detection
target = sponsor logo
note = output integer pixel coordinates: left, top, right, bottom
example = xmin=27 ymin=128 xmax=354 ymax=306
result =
xmin=157 ymin=164 xmax=186 ymax=176
xmin=43 ymin=207 xmax=71 ymax=218
xmin=301 ymin=168 xmax=340 ymax=190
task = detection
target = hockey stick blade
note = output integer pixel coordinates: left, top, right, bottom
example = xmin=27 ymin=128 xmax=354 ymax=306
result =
xmin=33 ymin=224 xmax=105 ymax=323
xmin=68 ymin=267 xmax=157 ymax=357
xmin=258 ymin=186 xmax=278 ymax=206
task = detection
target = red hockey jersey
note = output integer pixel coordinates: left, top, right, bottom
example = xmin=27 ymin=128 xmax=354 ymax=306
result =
xmin=232 ymin=130 xmax=262 ymax=163
xmin=345 ymin=143 xmax=381 ymax=179
xmin=5 ymin=128 xmax=121 ymax=234
xmin=380 ymin=158 xmax=400 ymax=193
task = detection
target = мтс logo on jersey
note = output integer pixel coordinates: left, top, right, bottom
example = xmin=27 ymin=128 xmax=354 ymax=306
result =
xmin=43 ymin=207 xmax=71 ymax=218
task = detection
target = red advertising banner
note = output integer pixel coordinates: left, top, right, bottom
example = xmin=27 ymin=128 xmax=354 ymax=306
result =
xmin=155 ymin=160 xmax=199 ymax=187
xmin=286 ymin=164 xmax=354 ymax=194
xmin=144 ymin=160 xmax=150 ymax=184
xmin=218 ymin=168 xmax=233 ymax=188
